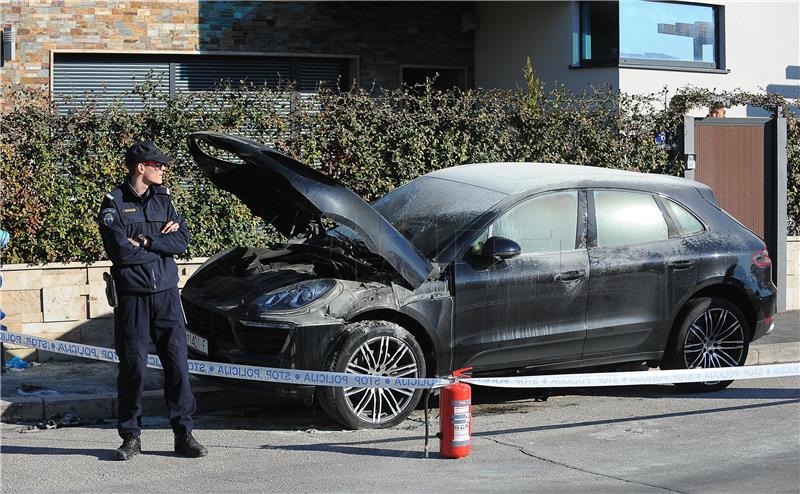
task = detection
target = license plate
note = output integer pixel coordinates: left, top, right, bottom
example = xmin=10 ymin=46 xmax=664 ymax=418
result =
xmin=186 ymin=330 xmax=208 ymax=355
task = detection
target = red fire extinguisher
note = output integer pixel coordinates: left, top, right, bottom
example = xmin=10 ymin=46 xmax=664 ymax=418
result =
xmin=439 ymin=367 xmax=472 ymax=459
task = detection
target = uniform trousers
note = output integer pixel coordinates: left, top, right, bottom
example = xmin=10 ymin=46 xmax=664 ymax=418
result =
xmin=114 ymin=287 xmax=195 ymax=439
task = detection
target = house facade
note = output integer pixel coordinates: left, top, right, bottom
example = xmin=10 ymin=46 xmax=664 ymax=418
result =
xmin=2 ymin=1 xmax=797 ymax=114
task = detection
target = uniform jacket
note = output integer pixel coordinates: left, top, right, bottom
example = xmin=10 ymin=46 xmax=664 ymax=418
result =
xmin=98 ymin=182 xmax=190 ymax=293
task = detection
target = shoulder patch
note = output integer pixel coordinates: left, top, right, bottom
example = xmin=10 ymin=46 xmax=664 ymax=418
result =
xmin=101 ymin=208 xmax=117 ymax=227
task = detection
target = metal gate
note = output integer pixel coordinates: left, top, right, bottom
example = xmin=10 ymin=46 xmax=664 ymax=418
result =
xmin=683 ymin=115 xmax=788 ymax=311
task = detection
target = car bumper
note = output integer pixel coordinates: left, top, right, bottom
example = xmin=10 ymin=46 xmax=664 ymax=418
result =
xmin=182 ymin=298 xmax=344 ymax=401
xmin=751 ymin=283 xmax=777 ymax=342
xmin=752 ymin=316 xmax=776 ymax=341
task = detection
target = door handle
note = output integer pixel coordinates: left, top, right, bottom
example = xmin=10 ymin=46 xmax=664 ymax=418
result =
xmin=669 ymin=260 xmax=695 ymax=270
xmin=554 ymin=270 xmax=585 ymax=282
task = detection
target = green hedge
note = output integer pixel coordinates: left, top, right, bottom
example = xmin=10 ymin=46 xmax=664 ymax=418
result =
xmin=1 ymin=75 xmax=797 ymax=264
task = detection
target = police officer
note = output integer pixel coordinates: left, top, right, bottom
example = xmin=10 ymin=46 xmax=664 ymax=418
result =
xmin=99 ymin=140 xmax=207 ymax=460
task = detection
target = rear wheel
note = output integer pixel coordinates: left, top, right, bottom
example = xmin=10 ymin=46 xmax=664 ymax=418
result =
xmin=663 ymin=297 xmax=750 ymax=392
xmin=318 ymin=320 xmax=426 ymax=429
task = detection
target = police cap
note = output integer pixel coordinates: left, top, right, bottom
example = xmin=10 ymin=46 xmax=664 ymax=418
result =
xmin=125 ymin=141 xmax=174 ymax=169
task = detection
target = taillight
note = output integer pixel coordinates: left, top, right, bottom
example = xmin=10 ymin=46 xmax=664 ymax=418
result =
xmin=752 ymin=248 xmax=772 ymax=268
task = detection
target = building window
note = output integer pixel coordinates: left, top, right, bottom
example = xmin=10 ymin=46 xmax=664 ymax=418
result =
xmin=579 ymin=1 xmax=619 ymax=65
xmin=401 ymin=66 xmax=467 ymax=90
xmin=579 ymin=1 xmax=721 ymax=70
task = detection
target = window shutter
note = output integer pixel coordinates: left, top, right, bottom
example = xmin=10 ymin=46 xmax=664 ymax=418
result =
xmin=173 ymin=58 xmax=293 ymax=91
xmin=297 ymin=58 xmax=348 ymax=92
xmin=52 ymin=54 xmax=349 ymax=115
xmin=53 ymin=56 xmax=169 ymax=112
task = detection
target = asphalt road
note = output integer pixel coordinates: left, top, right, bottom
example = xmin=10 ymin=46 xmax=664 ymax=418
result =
xmin=1 ymin=375 xmax=798 ymax=493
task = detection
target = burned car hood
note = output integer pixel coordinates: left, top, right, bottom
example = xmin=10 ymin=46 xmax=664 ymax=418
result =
xmin=186 ymin=132 xmax=434 ymax=289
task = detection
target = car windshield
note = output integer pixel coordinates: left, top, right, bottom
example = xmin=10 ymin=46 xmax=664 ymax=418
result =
xmin=356 ymin=176 xmax=506 ymax=258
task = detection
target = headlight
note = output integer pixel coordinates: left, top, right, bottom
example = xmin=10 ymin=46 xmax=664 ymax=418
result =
xmin=254 ymin=279 xmax=338 ymax=312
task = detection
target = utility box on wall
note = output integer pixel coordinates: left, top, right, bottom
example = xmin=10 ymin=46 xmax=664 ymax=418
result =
xmin=683 ymin=115 xmax=789 ymax=312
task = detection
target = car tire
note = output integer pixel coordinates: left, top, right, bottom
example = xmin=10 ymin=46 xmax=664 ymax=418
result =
xmin=663 ymin=297 xmax=750 ymax=392
xmin=318 ymin=320 xmax=426 ymax=429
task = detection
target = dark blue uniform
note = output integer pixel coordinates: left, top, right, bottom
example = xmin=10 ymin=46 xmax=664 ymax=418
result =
xmin=99 ymin=182 xmax=195 ymax=439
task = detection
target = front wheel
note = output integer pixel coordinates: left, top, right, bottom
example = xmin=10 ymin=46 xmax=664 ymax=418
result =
xmin=663 ymin=297 xmax=750 ymax=392
xmin=318 ymin=320 xmax=426 ymax=429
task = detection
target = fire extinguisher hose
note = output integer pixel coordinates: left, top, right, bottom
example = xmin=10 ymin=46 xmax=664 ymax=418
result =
xmin=423 ymin=389 xmax=431 ymax=458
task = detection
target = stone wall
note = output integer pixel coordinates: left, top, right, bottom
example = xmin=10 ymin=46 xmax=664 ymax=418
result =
xmin=1 ymin=0 xmax=200 ymax=90
xmin=0 ymin=258 xmax=206 ymax=361
xmin=0 ymin=1 xmax=475 ymax=98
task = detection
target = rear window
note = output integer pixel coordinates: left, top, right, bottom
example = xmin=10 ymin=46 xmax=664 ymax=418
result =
xmin=665 ymin=199 xmax=704 ymax=236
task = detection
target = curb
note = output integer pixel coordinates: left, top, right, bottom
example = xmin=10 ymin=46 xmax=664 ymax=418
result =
xmin=2 ymin=342 xmax=798 ymax=423
xmin=0 ymin=386 xmax=266 ymax=422
xmin=746 ymin=342 xmax=800 ymax=365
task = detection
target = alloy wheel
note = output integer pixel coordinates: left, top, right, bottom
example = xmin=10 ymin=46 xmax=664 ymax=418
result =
xmin=343 ymin=335 xmax=420 ymax=424
xmin=682 ymin=307 xmax=746 ymax=370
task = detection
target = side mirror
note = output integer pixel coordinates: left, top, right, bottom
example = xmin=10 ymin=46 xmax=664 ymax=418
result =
xmin=481 ymin=236 xmax=521 ymax=260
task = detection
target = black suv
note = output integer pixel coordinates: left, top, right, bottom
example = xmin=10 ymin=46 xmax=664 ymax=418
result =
xmin=182 ymin=133 xmax=777 ymax=429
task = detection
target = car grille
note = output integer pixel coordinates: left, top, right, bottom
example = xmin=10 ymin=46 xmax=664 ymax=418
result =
xmin=182 ymin=299 xmax=290 ymax=355
xmin=182 ymin=299 xmax=236 ymax=348
xmin=232 ymin=323 xmax=291 ymax=355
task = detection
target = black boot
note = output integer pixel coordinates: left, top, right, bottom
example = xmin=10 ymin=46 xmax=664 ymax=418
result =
xmin=115 ymin=437 xmax=141 ymax=461
xmin=174 ymin=432 xmax=208 ymax=458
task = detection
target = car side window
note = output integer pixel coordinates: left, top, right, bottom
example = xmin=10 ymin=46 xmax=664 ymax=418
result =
xmin=593 ymin=190 xmax=668 ymax=248
xmin=491 ymin=191 xmax=579 ymax=254
xmin=665 ymin=199 xmax=704 ymax=236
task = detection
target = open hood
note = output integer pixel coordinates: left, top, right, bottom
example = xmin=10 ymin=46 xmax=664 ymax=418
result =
xmin=186 ymin=132 xmax=434 ymax=289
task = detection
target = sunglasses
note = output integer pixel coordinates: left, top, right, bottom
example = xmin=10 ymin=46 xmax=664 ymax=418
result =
xmin=141 ymin=161 xmax=167 ymax=170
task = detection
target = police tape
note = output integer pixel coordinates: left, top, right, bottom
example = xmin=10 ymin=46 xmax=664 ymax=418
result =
xmin=463 ymin=363 xmax=800 ymax=388
xmin=2 ymin=329 xmax=799 ymax=390
xmin=0 ymin=330 xmax=449 ymax=389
